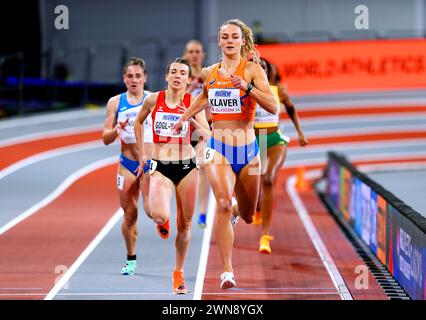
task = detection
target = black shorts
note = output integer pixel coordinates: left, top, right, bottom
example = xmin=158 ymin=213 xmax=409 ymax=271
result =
xmin=150 ymin=157 xmax=198 ymax=186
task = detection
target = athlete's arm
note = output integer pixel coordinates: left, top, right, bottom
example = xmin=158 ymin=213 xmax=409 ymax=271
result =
xmin=102 ymin=96 xmax=125 ymax=145
xmin=172 ymin=67 xmax=212 ymax=134
xmin=246 ymin=62 xmax=278 ymax=114
xmin=191 ymin=96 xmax=211 ymax=142
xmin=134 ymin=93 xmax=157 ymax=174
xmin=278 ymin=84 xmax=308 ymax=147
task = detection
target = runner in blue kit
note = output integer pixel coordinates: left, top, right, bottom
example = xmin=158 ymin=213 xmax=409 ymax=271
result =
xmin=102 ymin=57 xmax=153 ymax=276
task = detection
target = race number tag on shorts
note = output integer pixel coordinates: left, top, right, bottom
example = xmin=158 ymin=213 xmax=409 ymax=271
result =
xmin=117 ymin=174 xmax=124 ymax=190
xmin=204 ymin=147 xmax=216 ymax=162
xmin=208 ymin=88 xmax=241 ymax=114
xmin=149 ymin=159 xmax=158 ymax=175
xmin=153 ymin=112 xmax=189 ymax=137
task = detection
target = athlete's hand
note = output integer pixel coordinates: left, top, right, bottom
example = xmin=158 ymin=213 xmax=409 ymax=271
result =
xmin=116 ymin=117 xmax=129 ymax=134
xmin=171 ymin=119 xmax=184 ymax=135
xmin=298 ymin=132 xmax=308 ymax=147
xmin=230 ymin=74 xmax=248 ymax=91
xmin=135 ymin=153 xmax=148 ymax=179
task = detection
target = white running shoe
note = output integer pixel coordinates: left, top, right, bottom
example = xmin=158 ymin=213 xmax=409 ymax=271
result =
xmin=220 ymin=272 xmax=236 ymax=289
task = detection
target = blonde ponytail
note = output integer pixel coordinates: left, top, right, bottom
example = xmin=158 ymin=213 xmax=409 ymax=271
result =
xmin=218 ymin=19 xmax=260 ymax=63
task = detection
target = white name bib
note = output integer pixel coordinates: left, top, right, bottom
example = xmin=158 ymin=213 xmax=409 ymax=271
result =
xmin=254 ymin=104 xmax=279 ymax=125
xmin=208 ymin=88 xmax=241 ymax=114
xmin=153 ymin=112 xmax=189 ymax=138
xmin=117 ymin=110 xmax=139 ymax=144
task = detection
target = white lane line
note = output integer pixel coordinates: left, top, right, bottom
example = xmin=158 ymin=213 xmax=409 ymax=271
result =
xmin=282 ymin=112 xmax=426 ymax=125
xmin=44 ymin=208 xmax=123 ymax=300
xmin=287 ymin=138 xmax=426 ymax=155
xmin=286 ymin=174 xmax=353 ymax=300
xmin=0 ymin=124 xmax=102 ymax=148
xmin=284 ymin=151 xmax=426 ymax=168
xmin=0 ymin=141 xmax=106 ymax=181
xmin=193 ymin=189 xmax=216 ymax=300
xmin=358 ymin=162 xmax=426 ymax=173
xmin=0 ymin=156 xmax=117 ymax=236
xmin=3 ymin=291 xmax=340 ymax=297
xmin=285 ymin=126 xmax=426 ymax=138
xmin=0 ymin=108 xmax=104 ymax=130
xmin=295 ymin=97 xmax=426 ymax=109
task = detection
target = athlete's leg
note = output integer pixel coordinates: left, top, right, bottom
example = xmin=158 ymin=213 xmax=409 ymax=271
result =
xmin=174 ymin=168 xmax=199 ymax=272
xmin=149 ymin=172 xmax=174 ymax=224
xmin=261 ymin=144 xmax=287 ymax=235
xmin=140 ymin=172 xmax=152 ymax=219
xmin=118 ymin=165 xmax=140 ymax=257
xmin=141 ymin=142 xmax=154 ymax=219
xmin=204 ymin=152 xmax=236 ymax=274
xmin=196 ymin=142 xmax=210 ymax=226
xmin=234 ymin=155 xmax=261 ymax=224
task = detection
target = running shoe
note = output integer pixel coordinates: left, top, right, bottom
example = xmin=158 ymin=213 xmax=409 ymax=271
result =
xmin=172 ymin=270 xmax=188 ymax=294
xmin=220 ymin=271 xmax=236 ymax=289
xmin=198 ymin=213 xmax=207 ymax=228
xmin=157 ymin=220 xmax=170 ymax=239
xmin=259 ymin=235 xmax=274 ymax=254
xmin=231 ymin=215 xmax=239 ymax=227
xmin=253 ymin=210 xmax=263 ymax=226
xmin=121 ymin=260 xmax=137 ymax=275
xmin=230 ymin=197 xmax=239 ymax=227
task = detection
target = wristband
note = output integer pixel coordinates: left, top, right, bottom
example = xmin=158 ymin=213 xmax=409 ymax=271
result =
xmin=245 ymin=83 xmax=254 ymax=94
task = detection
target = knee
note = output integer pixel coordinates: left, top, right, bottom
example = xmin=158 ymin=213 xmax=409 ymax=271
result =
xmin=262 ymin=174 xmax=275 ymax=187
xmin=217 ymin=198 xmax=232 ymax=214
xmin=150 ymin=210 xmax=168 ymax=224
xmin=177 ymin=221 xmax=191 ymax=234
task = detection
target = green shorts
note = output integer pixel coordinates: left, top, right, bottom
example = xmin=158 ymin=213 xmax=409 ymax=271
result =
xmin=256 ymin=129 xmax=289 ymax=150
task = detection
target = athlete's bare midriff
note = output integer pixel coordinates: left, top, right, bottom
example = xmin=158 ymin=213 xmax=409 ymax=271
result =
xmin=211 ymin=120 xmax=256 ymax=146
xmin=254 ymin=126 xmax=278 ymax=135
xmin=152 ymin=143 xmax=195 ymax=161
xmin=121 ymin=142 xmax=153 ymax=161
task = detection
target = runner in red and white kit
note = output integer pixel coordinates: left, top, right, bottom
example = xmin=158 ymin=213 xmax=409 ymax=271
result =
xmin=134 ymin=58 xmax=210 ymax=294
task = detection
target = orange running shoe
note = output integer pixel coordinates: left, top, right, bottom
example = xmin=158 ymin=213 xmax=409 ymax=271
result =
xmin=157 ymin=220 xmax=170 ymax=239
xmin=259 ymin=235 xmax=274 ymax=254
xmin=253 ymin=210 xmax=262 ymax=226
xmin=173 ymin=270 xmax=188 ymax=294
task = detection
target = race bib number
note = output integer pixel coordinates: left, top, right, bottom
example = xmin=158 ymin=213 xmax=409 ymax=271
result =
xmin=208 ymin=88 xmax=241 ymax=114
xmin=149 ymin=159 xmax=158 ymax=175
xmin=254 ymin=105 xmax=279 ymax=124
xmin=205 ymin=147 xmax=216 ymax=162
xmin=117 ymin=174 xmax=124 ymax=190
xmin=153 ymin=112 xmax=189 ymax=137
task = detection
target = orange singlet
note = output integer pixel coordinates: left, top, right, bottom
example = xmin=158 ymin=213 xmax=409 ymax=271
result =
xmin=205 ymin=59 xmax=256 ymax=122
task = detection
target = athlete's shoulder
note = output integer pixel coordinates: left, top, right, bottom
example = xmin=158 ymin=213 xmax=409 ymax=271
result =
xmin=201 ymin=64 xmax=219 ymax=80
xmin=246 ymin=60 xmax=262 ymax=73
xmin=145 ymin=91 xmax=160 ymax=104
xmin=106 ymin=93 xmax=122 ymax=111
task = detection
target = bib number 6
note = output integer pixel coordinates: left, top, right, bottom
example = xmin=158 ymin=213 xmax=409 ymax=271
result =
xmin=205 ymin=147 xmax=215 ymax=162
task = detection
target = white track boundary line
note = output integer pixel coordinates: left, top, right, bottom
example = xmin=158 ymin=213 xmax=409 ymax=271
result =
xmin=286 ymin=172 xmax=353 ymax=300
xmin=44 ymin=208 xmax=123 ymax=300
xmin=193 ymin=189 xmax=216 ymax=300
xmin=0 ymin=156 xmax=117 ymax=236
xmin=3 ymin=291 xmax=340 ymax=297
xmin=0 ymin=141 xmax=105 ymax=181
xmin=0 ymin=108 xmax=104 ymax=130
xmin=0 ymin=124 xmax=103 ymax=148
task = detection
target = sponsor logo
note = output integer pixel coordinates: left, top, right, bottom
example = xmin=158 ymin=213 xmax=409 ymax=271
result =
xmin=162 ymin=114 xmax=180 ymax=121
xmin=215 ymin=90 xmax=232 ymax=97
xmin=209 ymin=79 xmax=216 ymax=85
